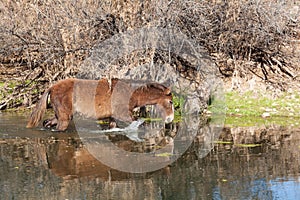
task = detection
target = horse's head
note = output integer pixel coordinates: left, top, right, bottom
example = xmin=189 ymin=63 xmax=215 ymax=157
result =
xmin=142 ymin=83 xmax=174 ymax=124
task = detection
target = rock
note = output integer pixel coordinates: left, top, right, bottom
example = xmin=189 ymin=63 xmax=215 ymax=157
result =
xmin=261 ymin=112 xmax=270 ymax=118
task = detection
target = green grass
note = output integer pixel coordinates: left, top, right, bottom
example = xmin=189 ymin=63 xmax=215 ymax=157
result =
xmin=223 ymin=91 xmax=300 ymax=127
xmin=0 ymin=82 xmax=4 ymax=101
xmin=172 ymin=94 xmax=185 ymax=117
xmin=0 ymin=80 xmax=39 ymax=104
xmin=226 ymin=91 xmax=300 ymax=117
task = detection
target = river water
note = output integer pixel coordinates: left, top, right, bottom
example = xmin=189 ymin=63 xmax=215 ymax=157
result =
xmin=0 ymin=112 xmax=299 ymax=199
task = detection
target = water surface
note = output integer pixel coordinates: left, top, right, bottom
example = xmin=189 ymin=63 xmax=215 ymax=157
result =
xmin=0 ymin=112 xmax=299 ymax=199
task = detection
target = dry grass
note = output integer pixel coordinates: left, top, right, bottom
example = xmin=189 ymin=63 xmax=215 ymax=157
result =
xmin=0 ymin=0 xmax=299 ymax=109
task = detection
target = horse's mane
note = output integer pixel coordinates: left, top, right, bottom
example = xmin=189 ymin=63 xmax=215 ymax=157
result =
xmin=145 ymin=82 xmax=168 ymax=91
xmin=111 ymin=78 xmax=168 ymax=93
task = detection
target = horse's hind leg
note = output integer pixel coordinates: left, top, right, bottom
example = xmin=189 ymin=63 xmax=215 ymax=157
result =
xmin=56 ymin=109 xmax=72 ymax=131
xmin=56 ymin=120 xmax=70 ymax=131
xmin=43 ymin=117 xmax=58 ymax=128
xmin=55 ymin=111 xmax=72 ymax=131
xmin=51 ymin=104 xmax=72 ymax=131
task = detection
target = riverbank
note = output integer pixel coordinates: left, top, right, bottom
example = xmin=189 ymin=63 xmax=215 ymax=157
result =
xmin=3 ymin=89 xmax=300 ymax=129
xmin=224 ymin=91 xmax=300 ymax=126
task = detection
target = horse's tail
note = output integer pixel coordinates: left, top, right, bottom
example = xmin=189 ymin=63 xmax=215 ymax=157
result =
xmin=26 ymin=88 xmax=50 ymax=128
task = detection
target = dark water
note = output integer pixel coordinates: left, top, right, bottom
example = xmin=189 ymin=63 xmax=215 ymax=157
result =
xmin=0 ymin=112 xmax=300 ymax=200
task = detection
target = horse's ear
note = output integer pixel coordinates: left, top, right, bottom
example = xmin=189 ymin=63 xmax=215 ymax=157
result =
xmin=164 ymin=88 xmax=172 ymax=96
xmin=159 ymin=81 xmax=172 ymax=95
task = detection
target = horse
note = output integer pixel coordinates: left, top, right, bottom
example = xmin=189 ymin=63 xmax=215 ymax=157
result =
xmin=26 ymin=78 xmax=174 ymax=131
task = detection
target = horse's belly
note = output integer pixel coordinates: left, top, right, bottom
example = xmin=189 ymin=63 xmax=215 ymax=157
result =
xmin=73 ymin=95 xmax=112 ymax=119
xmin=72 ymin=80 xmax=112 ymax=119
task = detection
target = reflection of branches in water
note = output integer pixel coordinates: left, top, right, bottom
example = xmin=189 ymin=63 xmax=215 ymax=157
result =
xmin=2 ymin=125 xmax=299 ymax=175
xmin=178 ymin=126 xmax=300 ymax=187
xmin=1 ymin=125 xmax=300 ymax=199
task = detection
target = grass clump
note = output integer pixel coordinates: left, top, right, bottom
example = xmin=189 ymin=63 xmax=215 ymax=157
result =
xmin=225 ymin=91 xmax=300 ymax=127
xmin=226 ymin=91 xmax=300 ymax=117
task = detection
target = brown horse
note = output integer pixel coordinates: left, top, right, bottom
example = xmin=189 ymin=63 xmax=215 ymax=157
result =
xmin=26 ymin=78 xmax=174 ymax=131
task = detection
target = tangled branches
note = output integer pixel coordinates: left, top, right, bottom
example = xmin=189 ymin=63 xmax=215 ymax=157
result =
xmin=175 ymin=0 xmax=299 ymax=80
xmin=0 ymin=0 xmax=299 ymax=109
xmin=0 ymin=1 xmax=124 ymax=109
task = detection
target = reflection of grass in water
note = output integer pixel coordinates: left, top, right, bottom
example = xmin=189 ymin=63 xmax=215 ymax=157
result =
xmin=225 ymin=115 xmax=300 ymax=127
xmin=143 ymin=115 xmax=183 ymax=123
xmin=235 ymin=143 xmax=262 ymax=147
xmin=142 ymin=117 xmax=163 ymax=122
xmin=214 ymin=141 xmax=232 ymax=144
xmin=214 ymin=141 xmax=262 ymax=148
xmin=155 ymin=152 xmax=174 ymax=157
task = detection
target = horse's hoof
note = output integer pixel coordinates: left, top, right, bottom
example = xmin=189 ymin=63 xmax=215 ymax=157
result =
xmin=109 ymin=121 xmax=117 ymax=128
xmin=43 ymin=120 xmax=54 ymax=128
xmin=43 ymin=118 xmax=58 ymax=128
xmin=51 ymin=128 xmax=61 ymax=132
xmin=43 ymin=119 xmax=50 ymax=127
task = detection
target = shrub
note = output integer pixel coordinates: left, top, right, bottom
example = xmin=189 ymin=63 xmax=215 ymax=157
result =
xmin=0 ymin=0 xmax=299 ymax=109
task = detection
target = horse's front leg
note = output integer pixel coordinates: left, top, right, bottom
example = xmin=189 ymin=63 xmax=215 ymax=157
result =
xmin=109 ymin=119 xmax=117 ymax=128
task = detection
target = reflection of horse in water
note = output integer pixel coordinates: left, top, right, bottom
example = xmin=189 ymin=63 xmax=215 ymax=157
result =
xmin=46 ymin=138 xmax=129 ymax=180
xmin=26 ymin=78 xmax=174 ymax=131
xmin=43 ymin=135 xmax=172 ymax=181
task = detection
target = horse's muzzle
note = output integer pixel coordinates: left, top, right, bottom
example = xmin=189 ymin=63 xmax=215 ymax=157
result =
xmin=165 ymin=114 xmax=174 ymax=124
